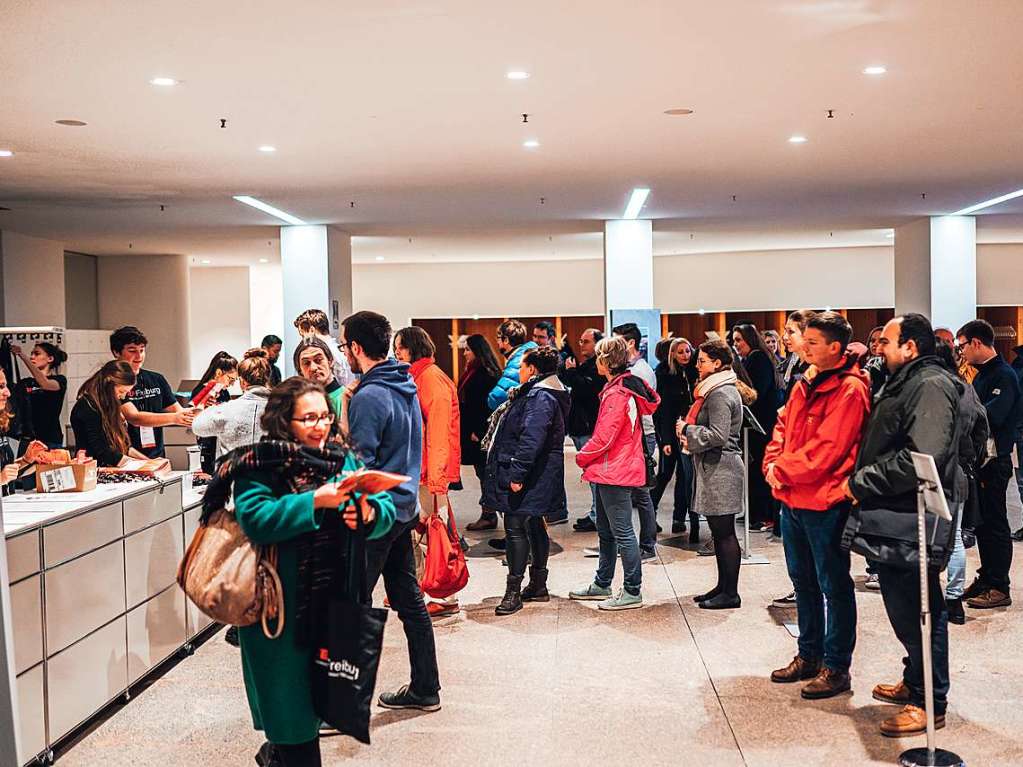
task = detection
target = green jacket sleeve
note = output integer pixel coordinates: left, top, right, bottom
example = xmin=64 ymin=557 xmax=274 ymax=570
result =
xmin=234 ymin=473 xmax=321 ymax=545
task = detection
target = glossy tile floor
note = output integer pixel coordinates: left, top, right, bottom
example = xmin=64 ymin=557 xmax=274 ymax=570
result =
xmin=60 ymin=456 xmax=1023 ymax=766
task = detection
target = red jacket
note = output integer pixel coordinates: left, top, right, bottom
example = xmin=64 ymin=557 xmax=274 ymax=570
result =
xmin=763 ymin=354 xmax=870 ymax=511
xmin=410 ymin=358 xmax=462 ymax=493
xmin=576 ymin=373 xmax=660 ymax=486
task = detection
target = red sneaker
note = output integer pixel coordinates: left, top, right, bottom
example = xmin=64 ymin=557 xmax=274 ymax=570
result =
xmin=426 ymin=601 xmax=459 ymax=618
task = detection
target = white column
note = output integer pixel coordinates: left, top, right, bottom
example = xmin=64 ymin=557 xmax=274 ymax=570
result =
xmin=603 ymin=219 xmax=654 ymax=322
xmin=280 ymin=225 xmax=353 ymax=376
xmin=894 ymin=216 xmax=977 ymax=332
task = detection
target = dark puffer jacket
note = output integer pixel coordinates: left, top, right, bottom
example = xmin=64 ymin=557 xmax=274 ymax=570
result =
xmin=482 ymin=374 xmax=571 ymax=517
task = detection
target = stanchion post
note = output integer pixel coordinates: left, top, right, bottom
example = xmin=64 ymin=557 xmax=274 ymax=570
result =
xmin=740 ymin=424 xmax=769 ymax=566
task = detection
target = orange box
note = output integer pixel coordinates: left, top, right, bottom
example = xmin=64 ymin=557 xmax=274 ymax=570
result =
xmin=35 ymin=461 xmax=99 ymax=493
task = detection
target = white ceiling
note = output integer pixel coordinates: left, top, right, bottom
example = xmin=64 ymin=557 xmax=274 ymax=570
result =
xmin=2 ymin=0 xmax=1023 ymax=263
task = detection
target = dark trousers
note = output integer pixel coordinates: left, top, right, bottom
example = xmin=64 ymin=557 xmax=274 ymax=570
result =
xmin=504 ymin=514 xmax=550 ymax=577
xmin=651 ymin=438 xmax=694 ymax=524
xmin=876 ymin=563 xmax=949 ymax=716
xmin=364 ymin=518 xmax=440 ymax=696
xmin=976 ymin=455 xmax=1013 ymax=592
xmin=746 ymin=430 xmax=773 ymax=525
xmin=472 ymin=461 xmax=496 ymax=520
xmin=633 ymin=432 xmax=659 ymax=554
xmin=781 ymin=506 xmax=857 ymax=672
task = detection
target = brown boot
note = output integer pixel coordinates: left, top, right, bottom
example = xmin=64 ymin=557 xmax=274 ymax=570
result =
xmin=966 ymin=588 xmax=1012 ymax=609
xmin=880 ymin=705 xmax=945 ymax=737
xmin=872 ymin=679 xmax=912 ymax=705
xmin=800 ymin=667 xmax=851 ymax=699
xmin=770 ymin=655 xmax=821 ymax=684
xmin=466 ymin=514 xmax=498 ymax=532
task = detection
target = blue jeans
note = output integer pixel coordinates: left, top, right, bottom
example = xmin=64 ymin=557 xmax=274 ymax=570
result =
xmin=633 ymin=432 xmax=658 ymax=554
xmin=946 ymin=510 xmax=966 ymax=600
xmin=594 ymin=483 xmax=642 ymax=595
xmin=571 ymin=434 xmax=597 ymax=521
xmin=781 ymin=506 xmax=857 ymax=672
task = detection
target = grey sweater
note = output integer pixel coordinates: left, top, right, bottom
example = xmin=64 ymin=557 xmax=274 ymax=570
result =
xmin=191 ymin=387 xmax=270 ymax=458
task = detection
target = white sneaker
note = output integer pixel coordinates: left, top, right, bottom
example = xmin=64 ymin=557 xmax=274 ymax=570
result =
xmin=865 ymin=573 xmax=881 ymax=591
xmin=583 ymin=547 xmax=600 ymax=558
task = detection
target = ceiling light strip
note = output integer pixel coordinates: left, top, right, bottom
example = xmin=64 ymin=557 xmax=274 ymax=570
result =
xmin=623 ymin=188 xmax=650 ymax=220
xmin=951 ymin=188 xmax=1023 ymax=216
xmin=233 ymin=195 xmax=306 ymax=225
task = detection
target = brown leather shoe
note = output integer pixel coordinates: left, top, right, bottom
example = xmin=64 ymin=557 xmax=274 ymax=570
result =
xmin=966 ymin=588 xmax=1012 ymax=609
xmin=466 ymin=515 xmax=498 ymax=532
xmin=880 ymin=705 xmax=945 ymax=737
xmin=770 ymin=655 xmax=821 ymax=684
xmin=801 ymin=667 xmax=851 ymax=699
xmin=872 ymin=680 xmax=912 ymax=705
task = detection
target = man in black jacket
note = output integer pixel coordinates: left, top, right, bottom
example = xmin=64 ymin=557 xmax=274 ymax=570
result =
xmin=559 ymin=328 xmax=604 ymax=531
xmin=844 ymin=313 xmax=959 ymax=738
xmin=957 ymin=319 xmax=1021 ymax=609
xmin=1012 ymin=343 xmax=1023 ymax=541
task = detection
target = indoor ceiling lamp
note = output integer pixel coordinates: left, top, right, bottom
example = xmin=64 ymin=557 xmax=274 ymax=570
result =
xmin=0 ymin=149 xmax=13 ymax=157
xmin=506 ymin=70 xmax=530 ymax=80
xmin=149 ymin=77 xmax=178 ymax=86
xmin=523 ymin=139 xmax=540 ymax=149
xmin=623 ymin=187 xmax=650 ymax=219
xmin=788 ymin=135 xmax=808 ymax=144
xmin=951 ymin=187 xmax=1023 ymax=216
xmin=233 ymin=195 xmax=306 ymax=225
xmin=862 ymin=65 xmax=887 ymax=75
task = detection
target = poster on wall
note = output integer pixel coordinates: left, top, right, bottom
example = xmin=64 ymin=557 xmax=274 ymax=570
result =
xmin=609 ymin=309 xmax=662 ymax=368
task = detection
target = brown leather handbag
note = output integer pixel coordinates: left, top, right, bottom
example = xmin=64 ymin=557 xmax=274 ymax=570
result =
xmin=177 ymin=507 xmax=285 ymax=639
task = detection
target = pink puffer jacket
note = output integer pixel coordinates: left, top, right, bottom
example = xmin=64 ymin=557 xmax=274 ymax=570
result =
xmin=576 ymin=373 xmax=660 ymax=487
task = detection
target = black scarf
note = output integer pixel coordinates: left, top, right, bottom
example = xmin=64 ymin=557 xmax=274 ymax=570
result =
xmin=203 ymin=439 xmax=353 ymax=645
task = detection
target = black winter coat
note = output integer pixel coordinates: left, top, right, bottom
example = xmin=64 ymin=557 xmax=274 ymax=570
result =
xmin=743 ymin=349 xmax=780 ymax=432
xmin=850 ymin=356 xmax=961 ymax=513
xmin=482 ymin=375 xmax=571 ymax=517
xmin=971 ymin=353 xmax=1022 ymax=457
xmin=458 ymin=365 xmax=498 ymax=467
xmin=558 ymin=355 xmax=603 ymax=437
xmin=653 ymin=362 xmax=694 ymax=446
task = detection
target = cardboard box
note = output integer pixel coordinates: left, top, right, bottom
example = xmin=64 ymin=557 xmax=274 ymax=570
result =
xmin=35 ymin=461 xmax=98 ymax=493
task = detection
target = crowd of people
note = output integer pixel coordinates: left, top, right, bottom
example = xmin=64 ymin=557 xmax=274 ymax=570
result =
xmin=2 ymin=304 xmax=1022 ymax=765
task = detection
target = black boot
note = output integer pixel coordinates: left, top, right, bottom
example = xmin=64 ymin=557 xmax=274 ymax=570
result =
xmin=946 ymin=597 xmax=966 ymax=625
xmin=521 ymin=567 xmax=550 ymax=602
xmin=495 ymin=575 xmax=524 ymax=615
xmin=255 ymin=742 xmax=281 ymax=767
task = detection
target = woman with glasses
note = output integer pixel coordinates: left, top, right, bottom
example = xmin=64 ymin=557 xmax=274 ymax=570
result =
xmin=206 ymin=377 xmax=396 ymax=767
xmin=191 ymin=351 xmax=239 ymax=473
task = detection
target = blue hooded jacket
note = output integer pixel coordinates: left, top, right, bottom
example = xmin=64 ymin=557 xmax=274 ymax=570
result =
xmin=348 ymin=358 xmax=423 ymax=523
xmin=487 ymin=341 xmax=538 ymax=411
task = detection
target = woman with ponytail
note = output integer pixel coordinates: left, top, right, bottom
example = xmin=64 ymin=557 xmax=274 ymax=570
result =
xmin=192 ymin=348 xmax=273 ymax=459
xmin=11 ymin=341 xmax=69 ymax=452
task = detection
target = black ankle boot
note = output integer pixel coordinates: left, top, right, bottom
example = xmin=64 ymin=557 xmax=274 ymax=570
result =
xmin=521 ymin=567 xmax=550 ymax=602
xmin=495 ymin=575 xmax=524 ymax=615
xmin=255 ymin=742 xmax=281 ymax=767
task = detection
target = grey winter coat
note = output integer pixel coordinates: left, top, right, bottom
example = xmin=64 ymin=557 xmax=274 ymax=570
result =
xmin=684 ymin=384 xmax=744 ymax=517
xmin=191 ymin=387 xmax=270 ymax=458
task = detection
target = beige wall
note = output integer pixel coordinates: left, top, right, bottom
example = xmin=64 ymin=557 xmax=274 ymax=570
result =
xmin=189 ymin=267 xmax=252 ymax=378
xmin=0 ymin=230 xmax=67 ymax=326
xmin=97 ymin=255 xmax=191 ymax=389
xmin=977 ymin=243 xmax=1023 ymax=306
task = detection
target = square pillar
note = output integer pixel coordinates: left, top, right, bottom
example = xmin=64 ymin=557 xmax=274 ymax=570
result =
xmin=894 ymin=216 xmax=976 ymax=332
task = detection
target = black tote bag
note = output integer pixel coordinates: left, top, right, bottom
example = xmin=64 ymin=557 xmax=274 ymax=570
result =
xmin=311 ymin=506 xmax=388 ymax=744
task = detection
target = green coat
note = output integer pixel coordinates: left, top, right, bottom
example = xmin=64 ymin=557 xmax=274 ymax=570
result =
xmin=233 ymin=453 xmax=395 ymax=744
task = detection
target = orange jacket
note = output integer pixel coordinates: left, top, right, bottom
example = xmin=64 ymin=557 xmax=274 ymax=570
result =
xmin=410 ymin=358 xmax=462 ymax=493
xmin=763 ymin=354 xmax=870 ymax=511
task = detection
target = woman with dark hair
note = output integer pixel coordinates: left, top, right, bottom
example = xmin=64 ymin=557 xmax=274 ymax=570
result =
xmin=459 ymin=334 xmax=502 ymax=531
xmin=191 ymin=351 xmax=239 ymax=474
xmin=208 ymin=377 xmax=397 ymax=767
xmin=653 ymin=337 xmax=700 ymax=539
xmin=731 ymin=323 xmax=780 ymax=531
xmin=679 ymin=340 xmax=744 ymax=609
xmin=70 ymin=361 xmax=146 ymax=467
xmin=11 ymin=341 xmax=68 ymax=452
xmin=192 ymin=348 xmax=273 ymax=459
xmin=483 ymin=345 xmax=570 ymax=615
xmin=0 ymin=369 xmax=22 ymax=494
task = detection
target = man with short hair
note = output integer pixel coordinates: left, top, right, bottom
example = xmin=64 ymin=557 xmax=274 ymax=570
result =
xmin=341 ymin=311 xmax=440 ymax=712
xmin=559 ymin=328 xmax=604 ymax=532
xmin=488 ymin=320 xmax=537 ymax=410
xmin=957 ymin=318 xmax=1021 ymax=609
xmin=611 ymin=322 xmax=660 ymax=559
xmin=110 ymin=326 xmax=194 ymax=459
xmin=765 ymin=312 xmax=870 ymax=701
xmin=294 ymin=337 xmax=344 ymax=418
xmin=260 ymin=334 xmax=283 ymax=386
xmin=845 ymin=313 xmax=959 ymax=737
xmin=532 ymin=321 xmax=557 ymax=348
xmin=294 ymin=308 xmax=355 ymax=387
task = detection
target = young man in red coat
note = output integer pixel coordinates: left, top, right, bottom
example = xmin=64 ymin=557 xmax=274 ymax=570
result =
xmin=763 ymin=311 xmax=871 ymax=700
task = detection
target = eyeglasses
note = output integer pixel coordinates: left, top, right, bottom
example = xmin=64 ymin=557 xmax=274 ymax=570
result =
xmin=291 ymin=412 xmax=336 ymax=427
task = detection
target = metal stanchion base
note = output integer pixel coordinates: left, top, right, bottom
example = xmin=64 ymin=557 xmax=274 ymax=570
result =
xmin=740 ymin=554 xmax=771 ymax=566
xmin=898 ymin=747 xmax=964 ymax=767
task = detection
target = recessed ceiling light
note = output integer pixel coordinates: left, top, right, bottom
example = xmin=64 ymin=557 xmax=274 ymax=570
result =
xmin=788 ymin=135 xmax=808 ymax=144
xmin=885 ymin=231 xmax=895 ymax=238
xmin=0 ymin=150 xmax=13 ymax=158
xmin=663 ymin=108 xmax=694 ymax=116
xmin=55 ymin=119 xmax=87 ymax=127
xmin=258 ymin=145 xmax=277 ymax=153
xmin=698 ymin=309 xmax=706 ymax=316
xmin=200 ymin=259 xmax=211 ymax=265
xmin=149 ymin=77 xmax=178 ymax=87
xmin=623 ymin=187 xmax=651 ymax=219
xmin=233 ymin=195 xmax=307 ymax=225
xmin=951 ymin=187 xmax=1023 ymax=216
xmin=506 ymin=71 xmax=530 ymax=80
xmin=258 ymin=258 xmax=269 ymax=263
xmin=863 ymin=66 xmax=887 ymax=75
xmin=375 ymin=256 xmax=385 ymax=262
xmin=523 ymin=139 xmax=540 ymax=149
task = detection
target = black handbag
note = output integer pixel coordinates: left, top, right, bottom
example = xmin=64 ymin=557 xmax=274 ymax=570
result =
xmin=311 ymin=507 xmax=388 ymax=744
xmin=639 ymin=423 xmax=656 ymax=489
xmin=840 ymin=502 xmax=960 ymax=573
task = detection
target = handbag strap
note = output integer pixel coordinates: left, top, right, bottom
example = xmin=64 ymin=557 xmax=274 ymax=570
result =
xmin=345 ymin=496 xmax=370 ymax=603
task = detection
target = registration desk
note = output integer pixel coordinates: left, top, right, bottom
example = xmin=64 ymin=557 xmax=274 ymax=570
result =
xmin=3 ymin=473 xmax=211 ymax=765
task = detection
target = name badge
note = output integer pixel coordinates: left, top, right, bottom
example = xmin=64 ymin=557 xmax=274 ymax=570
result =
xmin=139 ymin=426 xmax=157 ymax=449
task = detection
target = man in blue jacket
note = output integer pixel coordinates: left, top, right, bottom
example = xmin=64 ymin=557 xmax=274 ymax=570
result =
xmin=341 ymin=311 xmax=441 ymax=713
xmin=488 ymin=320 xmax=537 ymax=411
xmin=957 ymin=319 xmax=1021 ymax=609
